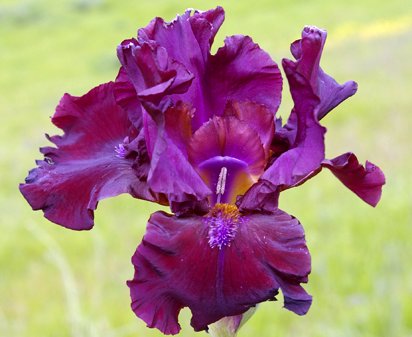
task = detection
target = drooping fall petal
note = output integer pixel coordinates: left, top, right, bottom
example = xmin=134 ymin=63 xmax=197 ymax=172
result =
xmin=128 ymin=208 xmax=311 ymax=334
xmin=19 ymin=82 xmax=149 ymax=230
xmin=289 ymin=26 xmax=358 ymax=120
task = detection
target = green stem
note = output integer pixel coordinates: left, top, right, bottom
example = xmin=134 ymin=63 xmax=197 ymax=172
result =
xmin=208 ymin=317 xmax=238 ymax=337
xmin=208 ymin=307 xmax=257 ymax=337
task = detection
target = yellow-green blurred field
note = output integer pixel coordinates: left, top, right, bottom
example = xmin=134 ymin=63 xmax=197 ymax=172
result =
xmin=1 ymin=0 xmax=411 ymax=336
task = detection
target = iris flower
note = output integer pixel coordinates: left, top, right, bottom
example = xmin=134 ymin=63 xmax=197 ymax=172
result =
xmin=20 ymin=7 xmax=385 ymax=336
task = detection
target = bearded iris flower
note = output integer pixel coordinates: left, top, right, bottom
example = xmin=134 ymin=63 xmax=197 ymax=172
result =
xmin=20 ymin=7 xmax=385 ymax=336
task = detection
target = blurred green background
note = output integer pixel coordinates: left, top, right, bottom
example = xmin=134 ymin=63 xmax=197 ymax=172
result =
xmin=1 ymin=0 xmax=411 ymax=336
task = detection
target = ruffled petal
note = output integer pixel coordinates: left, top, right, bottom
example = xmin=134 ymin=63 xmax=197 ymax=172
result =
xmin=322 ymin=153 xmax=385 ymax=206
xmin=139 ymin=8 xmax=282 ymax=130
xmin=261 ymin=25 xmax=360 ymax=192
xmin=117 ymin=39 xmax=193 ymax=108
xmin=139 ymin=7 xmax=224 ymax=69
xmin=289 ymin=26 xmax=358 ymax=120
xmin=128 ymin=209 xmax=311 ymax=334
xmin=19 ymin=82 xmax=145 ymax=230
xmin=203 ymin=35 xmax=282 ymax=128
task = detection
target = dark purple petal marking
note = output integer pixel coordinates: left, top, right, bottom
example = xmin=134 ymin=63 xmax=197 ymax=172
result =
xmin=128 ymin=209 xmax=311 ymax=334
xmin=19 ymin=82 xmax=145 ymax=230
xmin=322 ymin=152 xmax=385 ymax=206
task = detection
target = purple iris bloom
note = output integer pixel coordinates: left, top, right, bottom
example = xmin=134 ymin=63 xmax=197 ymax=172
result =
xmin=19 ymin=7 xmax=385 ymax=336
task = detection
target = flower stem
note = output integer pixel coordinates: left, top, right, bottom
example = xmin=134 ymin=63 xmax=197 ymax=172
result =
xmin=208 ymin=317 xmax=238 ymax=337
xmin=208 ymin=307 xmax=257 ymax=337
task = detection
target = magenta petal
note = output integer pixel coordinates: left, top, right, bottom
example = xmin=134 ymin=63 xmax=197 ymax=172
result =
xmin=188 ymin=116 xmax=265 ymax=175
xmin=262 ymin=63 xmax=326 ymax=188
xmin=237 ymin=179 xmax=280 ymax=213
xmin=128 ymin=209 xmax=311 ymax=334
xmin=117 ymin=40 xmax=194 ymax=107
xmin=289 ymin=26 xmax=358 ymax=120
xmin=122 ymin=9 xmax=282 ymax=131
xmin=140 ymin=7 xmax=224 ymax=70
xmin=114 ymin=67 xmax=143 ymax=128
xmin=19 ymin=83 xmax=143 ymax=230
xmin=224 ymin=101 xmax=275 ymax=156
xmin=146 ymin=103 xmax=211 ymax=210
xmin=203 ymin=35 xmax=282 ymax=128
xmin=188 ymin=115 xmax=265 ymax=204
xmin=322 ymin=153 xmax=385 ymax=206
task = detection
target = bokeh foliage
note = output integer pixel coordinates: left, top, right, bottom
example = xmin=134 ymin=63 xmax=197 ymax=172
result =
xmin=1 ymin=0 xmax=411 ymax=336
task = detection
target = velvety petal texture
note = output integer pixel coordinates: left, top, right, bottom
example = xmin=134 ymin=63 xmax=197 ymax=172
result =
xmin=20 ymin=83 xmax=145 ymax=230
xmin=128 ymin=209 xmax=311 ymax=334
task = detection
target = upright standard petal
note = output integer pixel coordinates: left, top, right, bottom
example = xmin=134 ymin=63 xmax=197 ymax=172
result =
xmin=117 ymin=39 xmax=194 ymax=108
xmin=261 ymin=25 xmax=360 ymax=192
xmin=289 ymin=26 xmax=358 ymax=120
xmin=139 ymin=7 xmax=224 ymax=70
xmin=128 ymin=208 xmax=311 ymax=334
xmin=137 ymin=8 xmax=282 ymax=130
xmin=262 ymin=64 xmax=326 ymax=188
xmin=113 ymin=67 xmax=143 ymax=128
xmin=201 ymin=35 xmax=282 ymax=127
xmin=19 ymin=83 xmax=147 ymax=230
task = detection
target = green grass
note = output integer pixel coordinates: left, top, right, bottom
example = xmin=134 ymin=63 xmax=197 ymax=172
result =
xmin=1 ymin=0 xmax=411 ymax=336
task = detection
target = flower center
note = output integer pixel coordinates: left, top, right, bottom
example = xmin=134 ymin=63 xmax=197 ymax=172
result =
xmin=205 ymin=203 xmax=241 ymax=249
